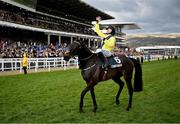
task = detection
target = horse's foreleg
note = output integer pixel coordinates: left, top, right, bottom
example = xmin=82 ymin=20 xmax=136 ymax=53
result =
xmin=112 ymin=77 xmax=124 ymax=105
xmin=79 ymin=85 xmax=90 ymax=113
xmin=90 ymin=87 xmax=97 ymax=113
xmin=125 ymin=78 xmax=133 ymax=111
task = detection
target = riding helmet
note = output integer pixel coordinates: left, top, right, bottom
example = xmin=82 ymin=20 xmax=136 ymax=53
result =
xmin=107 ymin=25 xmax=116 ymax=36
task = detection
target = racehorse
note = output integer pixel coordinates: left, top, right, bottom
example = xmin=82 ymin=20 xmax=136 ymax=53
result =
xmin=64 ymin=40 xmax=143 ymax=113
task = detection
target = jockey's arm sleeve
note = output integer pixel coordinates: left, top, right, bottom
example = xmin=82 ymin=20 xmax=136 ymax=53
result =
xmin=95 ymin=22 xmax=107 ymax=38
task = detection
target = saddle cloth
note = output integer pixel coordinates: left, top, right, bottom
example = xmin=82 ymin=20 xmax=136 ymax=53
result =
xmin=107 ymin=56 xmax=122 ymax=68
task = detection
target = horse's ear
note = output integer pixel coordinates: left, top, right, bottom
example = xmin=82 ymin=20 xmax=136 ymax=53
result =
xmin=77 ymin=39 xmax=81 ymax=43
xmin=80 ymin=40 xmax=86 ymax=45
xmin=74 ymin=38 xmax=85 ymax=46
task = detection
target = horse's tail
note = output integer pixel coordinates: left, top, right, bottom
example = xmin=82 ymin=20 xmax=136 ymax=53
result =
xmin=129 ymin=58 xmax=143 ymax=92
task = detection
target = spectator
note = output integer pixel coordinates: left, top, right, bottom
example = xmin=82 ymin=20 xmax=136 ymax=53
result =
xmin=22 ymin=53 xmax=28 ymax=74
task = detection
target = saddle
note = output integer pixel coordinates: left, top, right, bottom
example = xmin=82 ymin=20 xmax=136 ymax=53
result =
xmin=106 ymin=56 xmax=122 ymax=68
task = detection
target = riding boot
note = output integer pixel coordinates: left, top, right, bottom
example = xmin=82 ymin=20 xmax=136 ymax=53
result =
xmin=98 ymin=52 xmax=109 ymax=70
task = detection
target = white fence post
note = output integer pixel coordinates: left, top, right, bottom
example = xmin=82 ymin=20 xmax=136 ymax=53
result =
xmin=20 ymin=61 xmax=22 ymax=73
xmin=54 ymin=59 xmax=56 ymax=68
xmin=11 ymin=59 xmax=13 ymax=71
xmin=35 ymin=59 xmax=38 ymax=72
xmin=15 ymin=61 xmax=17 ymax=70
xmin=43 ymin=59 xmax=46 ymax=68
xmin=2 ymin=59 xmax=4 ymax=71
xmin=45 ymin=59 xmax=47 ymax=68
xmin=48 ymin=61 xmax=51 ymax=72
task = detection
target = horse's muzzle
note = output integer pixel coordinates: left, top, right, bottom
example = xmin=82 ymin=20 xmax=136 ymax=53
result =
xmin=63 ymin=50 xmax=71 ymax=61
xmin=64 ymin=56 xmax=70 ymax=61
xmin=64 ymin=51 xmax=70 ymax=56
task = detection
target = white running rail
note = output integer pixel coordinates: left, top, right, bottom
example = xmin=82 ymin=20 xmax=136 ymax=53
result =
xmin=0 ymin=57 xmax=79 ymax=72
xmin=0 ymin=55 xmax=178 ymax=73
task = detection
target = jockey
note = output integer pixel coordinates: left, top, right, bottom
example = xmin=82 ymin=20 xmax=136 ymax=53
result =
xmin=95 ymin=16 xmax=116 ymax=70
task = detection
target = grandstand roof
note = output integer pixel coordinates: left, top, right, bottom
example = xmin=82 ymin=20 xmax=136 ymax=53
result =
xmin=0 ymin=20 xmax=100 ymax=39
xmin=92 ymin=21 xmax=141 ymax=30
xmin=36 ymin=0 xmax=114 ymax=21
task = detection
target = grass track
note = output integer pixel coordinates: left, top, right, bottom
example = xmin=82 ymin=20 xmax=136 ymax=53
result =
xmin=0 ymin=59 xmax=180 ymax=123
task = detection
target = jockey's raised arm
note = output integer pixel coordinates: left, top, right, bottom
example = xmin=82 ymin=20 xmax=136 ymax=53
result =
xmin=95 ymin=17 xmax=107 ymax=38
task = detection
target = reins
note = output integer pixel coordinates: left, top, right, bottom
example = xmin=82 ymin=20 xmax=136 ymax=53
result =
xmin=82 ymin=64 xmax=96 ymax=71
xmin=79 ymin=54 xmax=94 ymax=61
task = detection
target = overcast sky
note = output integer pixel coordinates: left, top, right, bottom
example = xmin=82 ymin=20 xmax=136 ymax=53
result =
xmin=84 ymin=0 xmax=180 ymax=34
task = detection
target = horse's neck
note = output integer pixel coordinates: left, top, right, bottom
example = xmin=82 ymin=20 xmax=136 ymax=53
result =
xmin=78 ymin=45 xmax=93 ymax=60
xmin=78 ymin=45 xmax=97 ymax=69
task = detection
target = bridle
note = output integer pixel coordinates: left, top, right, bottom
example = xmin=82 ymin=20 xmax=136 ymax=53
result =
xmin=73 ymin=41 xmax=94 ymax=61
xmin=73 ymin=41 xmax=81 ymax=45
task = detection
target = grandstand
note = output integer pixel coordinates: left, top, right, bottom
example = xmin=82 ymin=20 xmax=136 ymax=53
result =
xmin=0 ymin=0 xmax=115 ymax=59
xmin=0 ymin=0 xmax=113 ymax=36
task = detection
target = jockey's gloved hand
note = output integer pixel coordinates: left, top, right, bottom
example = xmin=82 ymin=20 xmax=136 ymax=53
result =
xmin=96 ymin=16 xmax=101 ymax=22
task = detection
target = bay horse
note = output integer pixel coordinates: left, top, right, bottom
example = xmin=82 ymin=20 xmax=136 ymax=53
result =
xmin=64 ymin=40 xmax=143 ymax=113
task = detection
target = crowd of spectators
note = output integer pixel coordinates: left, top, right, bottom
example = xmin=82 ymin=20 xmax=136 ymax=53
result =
xmin=0 ymin=37 xmax=144 ymax=59
xmin=0 ymin=39 xmax=68 ymax=58
xmin=113 ymin=46 xmax=143 ymax=57
xmin=0 ymin=1 xmax=95 ymax=35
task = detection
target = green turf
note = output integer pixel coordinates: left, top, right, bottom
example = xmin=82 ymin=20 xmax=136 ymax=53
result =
xmin=0 ymin=59 xmax=180 ymax=123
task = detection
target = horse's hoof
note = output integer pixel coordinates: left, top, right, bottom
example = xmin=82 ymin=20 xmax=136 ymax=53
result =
xmin=126 ymin=108 xmax=130 ymax=111
xmin=79 ymin=109 xmax=84 ymax=113
xmin=126 ymin=106 xmax=131 ymax=111
xmin=92 ymin=108 xmax=97 ymax=113
xmin=116 ymin=100 xmax=120 ymax=105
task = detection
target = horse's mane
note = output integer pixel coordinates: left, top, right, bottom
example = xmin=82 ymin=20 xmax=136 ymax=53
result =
xmin=78 ymin=42 xmax=96 ymax=57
